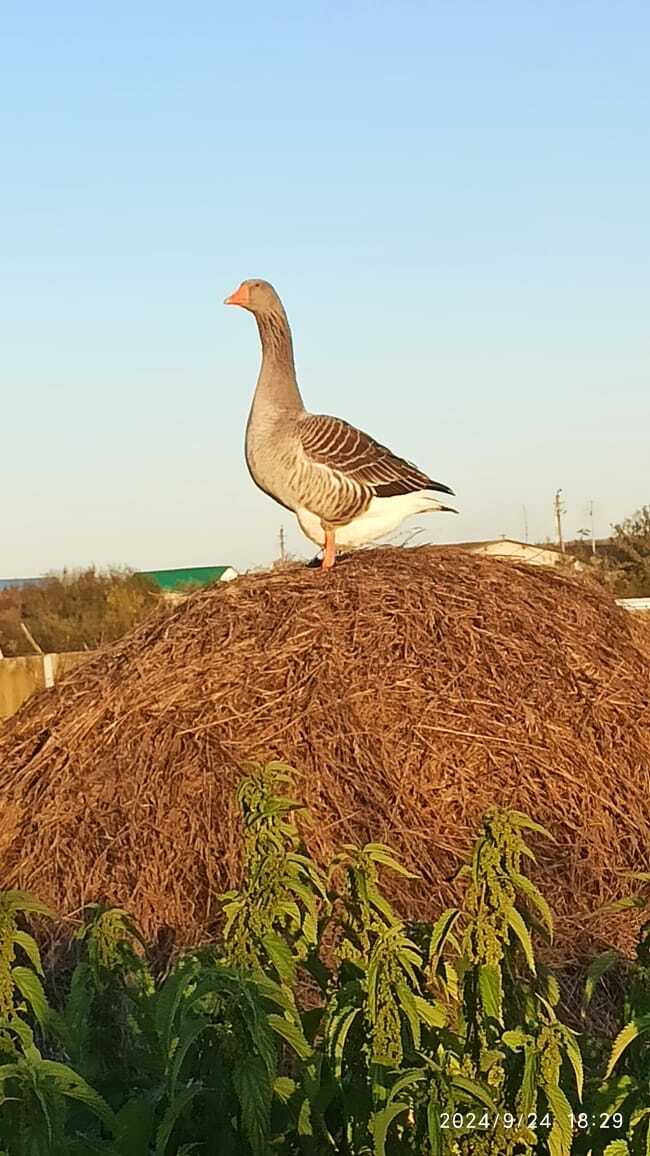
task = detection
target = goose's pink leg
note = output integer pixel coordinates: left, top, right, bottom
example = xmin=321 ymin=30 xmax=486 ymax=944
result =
xmin=322 ymin=530 xmax=336 ymax=571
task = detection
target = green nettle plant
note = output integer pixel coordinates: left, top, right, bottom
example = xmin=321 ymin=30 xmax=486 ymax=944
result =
xmin=220 ymin=763 xmax=329 ymax=983
xmin=449 ymin=810 xmax=583 ymax=1156
xmin=575 ymin=892 xmax=650 ymax=1156
xmin=0 ymin=762 xmax=648 ymax=1154
xmin=0 ymin=890 xmax=116 ymax=1154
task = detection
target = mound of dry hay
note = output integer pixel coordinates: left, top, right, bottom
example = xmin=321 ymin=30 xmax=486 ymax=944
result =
xmin=1 ymin=546 xmax=649 ymax=966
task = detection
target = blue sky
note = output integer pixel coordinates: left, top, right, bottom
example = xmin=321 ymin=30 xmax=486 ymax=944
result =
xmin=1 ymin=1 xmax=648 ymax=576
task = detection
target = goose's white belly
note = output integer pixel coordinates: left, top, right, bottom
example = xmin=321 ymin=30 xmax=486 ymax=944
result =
xmin=296 ymin=492 xmax=448 ymax=549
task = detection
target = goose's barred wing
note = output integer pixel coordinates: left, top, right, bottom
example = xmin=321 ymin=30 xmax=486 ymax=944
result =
xmin=298 ymin=413 xmax=454 ymax=498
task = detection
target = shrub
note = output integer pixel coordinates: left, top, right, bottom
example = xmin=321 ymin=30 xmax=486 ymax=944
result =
xmin=0 ymin=763 xmax=647 ymax=1153
xmin=0 ymin=568 xmax=161 ymax=657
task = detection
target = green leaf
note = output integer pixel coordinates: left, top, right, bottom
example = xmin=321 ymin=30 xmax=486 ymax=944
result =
xmin=603 ymin=1143 xmax=630 ymax=1156
xmin=0 ymin=1061 xmax=28 ymax=1086
xmin=267 ymin=1014 xmax=313 ymax=1060
xmin=155 ymin=962 xmax=198 ymax=1056
xmin=7 ymin=1015 xmax=41 ymax=1062
xmin=395 ymin=944 xmax=423 ymax=986
xmin=583 ymin=950 xmax=620 ymax=1011
xmin=545 ymin=1082 xmax=574 ymax=1156
xmin=367 ymin=885 xmax=400 ymax=925
xmin=363 ymin=844 xmax=419 ymax=879
xmin=413 ymin=996 xmax=446 ymax=1030
xmin=599 ymin=896 xmax=648 ymax=916
xmin=300 ymin=1006 xmax=325 ymax=1047
xmin=478 ymin=964 xmax=503 ymax=1023
xmin=428 ymin=908 xmax=461 ymax=964
xmin=274 ymin=899 xmax=302 ymax=925
xmin=273 ymin=1076 xmax=296 ymax=1103
xmin=557 ymin=1025 xmax=583 ymax=1101
xmin=169 ymin=1018 xmax=211 ymax=1100
xmin=13 ymin=931 xmax=44 ymax=976
xmin=518 ymin=1045 xmax=538 ymax=1116
xmin=510 ymin=872 xmax=554 ymax=939
xmin=442 ymin=961 xmax=459 ymax=1000
xmin=544 ymin=972 xmax=561 ymax=1007
xmin=471 ymin=840 xmax=484 ymax=890
xmin=607 ymin=1015 xmax=650 ymax=1076
xmin=232 ymin=1054 xmax=273 ymax=1156
xmin=297 ymin=1097 xmax=313 ymax=1137
xmin=221 ymin=897 xmax=244 ymax=940
xmin=329 ymin=1006 xmax=360 ymax=1079
xmin=477 ymin=1047 xmax=505 ymax=1073
xmin=285 ymin=877 xmax=321 ymax=914
xmin=155 ymin=1085 xmax=203 ymax=1156
xmin=254 ymin=973 xmax=297 ymax=1012
xmin=262 ymin=932 xmax=296 ymax=986
xmin=302 ymin=909 xmax=318 ymax=945
xmin=371 ymin=1103 xmax=410 ymax=1156
xmin=451 ymin=1075 xmax=496 ymax=1111
xmin=115 ymin=1097 xmax=155 ymax=1156
xmin=31 ymin=1078 xmax=54 ymax=1147
xmin=506 ymin=811 xmax=552 ymax=839
xmin=427 ymin=1097 xmax=443 ymax=1156
xmin=35 ymin=1060 xmax=116 ymax=1131
xmin=505 ymin=906 xmax=536 ymax=974
xmin=502 ymin=1029 xmax=528 ymax=1050
xmin=0 ymin=890 xmax=58 ymax=919
xmin=367 ymin=954 xmax=380 ymax=1021
xmin=630 ymin=1105 xmax=650 ymax=1156
xmin=12 ymin=967 xmax=51 ymax=1031
xmin=387 ymin=1068 xmax=426 ymax=1104
xmin=396 ymin=982 xmax=421 ymax=1050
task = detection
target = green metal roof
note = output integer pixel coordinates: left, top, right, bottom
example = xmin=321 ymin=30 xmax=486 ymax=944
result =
xmin=140 ymin=566 xmax=232 ymax=592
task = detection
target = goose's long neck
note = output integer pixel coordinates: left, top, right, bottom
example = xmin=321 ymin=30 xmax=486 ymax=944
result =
xmin=253 ymin=308 xmax=304 ymax=415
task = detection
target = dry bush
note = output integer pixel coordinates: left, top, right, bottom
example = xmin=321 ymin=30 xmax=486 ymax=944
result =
xmin=0 ymin=568 xmax=161 ymax=656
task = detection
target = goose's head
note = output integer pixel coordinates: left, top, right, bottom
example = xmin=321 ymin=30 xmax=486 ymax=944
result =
xmin=224 ymin=279 xmax=282 ymax=316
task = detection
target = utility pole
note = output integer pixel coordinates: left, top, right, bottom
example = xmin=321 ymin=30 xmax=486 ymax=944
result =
xmin=554 ymin=489 xmax=565 ymax=553
xmin=522 ymin=505 xmax=529 ymax=544
xmin=278 ymin=526 xmax=287 ymax=564
xmin=588 ymin=500 xmax=596 ymax=555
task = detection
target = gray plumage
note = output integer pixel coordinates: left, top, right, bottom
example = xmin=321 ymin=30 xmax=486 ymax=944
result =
xmin=225 ymin=278 xmax=456 ymax=552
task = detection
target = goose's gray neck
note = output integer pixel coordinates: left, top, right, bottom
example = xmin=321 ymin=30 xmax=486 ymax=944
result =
xmin=253 ymin=309 xmax=304 ymax=415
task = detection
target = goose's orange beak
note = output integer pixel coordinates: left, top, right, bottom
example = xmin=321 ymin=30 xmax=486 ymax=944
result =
xmin=224 ymin=283 xmax=250 ymax=307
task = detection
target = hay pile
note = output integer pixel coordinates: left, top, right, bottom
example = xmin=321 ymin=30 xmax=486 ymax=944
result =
xmin=1 ymin=547 xmax=649 ymax=965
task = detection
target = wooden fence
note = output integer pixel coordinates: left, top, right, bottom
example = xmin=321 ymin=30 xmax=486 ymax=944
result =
xmin=0 ymin=652 xmax=90 ymax=721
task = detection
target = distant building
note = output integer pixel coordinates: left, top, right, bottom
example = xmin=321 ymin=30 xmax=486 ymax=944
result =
xmin=139 ymin=565 xmax=238 ymax=594
xmin=434 ymin=539 xmax=578 ymax=568
xmin=1 ymin=567 xmax=239 ymax=594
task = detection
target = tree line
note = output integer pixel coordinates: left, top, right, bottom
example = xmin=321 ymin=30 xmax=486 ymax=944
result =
xmin=567 ymin=503 xmax=650 ymax=598
xmin=0 ymin=568 xmax=162 ymax=657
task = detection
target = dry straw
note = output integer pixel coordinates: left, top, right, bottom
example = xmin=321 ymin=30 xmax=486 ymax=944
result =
xmin=0 ymin=546 xmax=649 ymax=966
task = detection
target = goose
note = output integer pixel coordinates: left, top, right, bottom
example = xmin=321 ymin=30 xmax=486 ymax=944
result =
xmin=224 ymin=279 xmax=457 ymax=570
